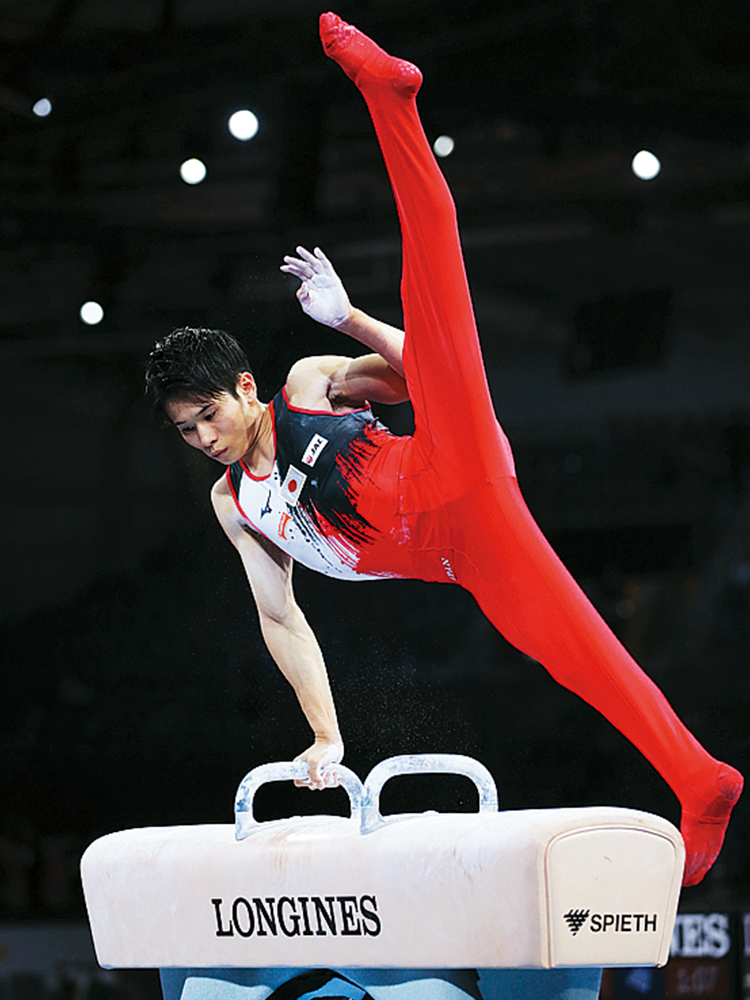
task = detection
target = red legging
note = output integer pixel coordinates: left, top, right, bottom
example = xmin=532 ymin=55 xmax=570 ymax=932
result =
xmin=319 ymin=12 xmax=741 ymax=886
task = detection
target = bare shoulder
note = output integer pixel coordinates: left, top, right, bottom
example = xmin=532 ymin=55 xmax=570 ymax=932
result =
xmin=286 ymin=355 xmax=352 ymax=410
xmin=210 ymin=474 xmax=239 ymax=533
xmin=211 ymin=472 xmax=231 ymax=506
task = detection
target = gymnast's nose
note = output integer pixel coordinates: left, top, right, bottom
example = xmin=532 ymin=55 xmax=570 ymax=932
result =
xmin=197 ymin=423 xmax=217 ymax=449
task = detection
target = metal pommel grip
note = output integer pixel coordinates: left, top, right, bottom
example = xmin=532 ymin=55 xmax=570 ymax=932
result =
xmin=234 ymin=761 xmax=365 ymax=839
xmin=361 ymin=753 xmax=499 ymax=834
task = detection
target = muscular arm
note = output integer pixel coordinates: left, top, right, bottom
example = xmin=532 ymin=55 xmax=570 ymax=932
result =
xmin=212 ymin=477 xmax=343 ymax=788
xmin=335 ymin=307 xmax=405 ymax=379
xmin=287 ymin=352 xmax=407 ymax=409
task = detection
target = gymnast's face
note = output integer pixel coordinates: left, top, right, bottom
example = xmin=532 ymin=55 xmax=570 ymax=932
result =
xmin=166 ymin=373 xmax=259 ymax=465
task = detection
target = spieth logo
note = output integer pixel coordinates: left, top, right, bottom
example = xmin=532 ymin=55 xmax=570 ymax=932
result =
xmin=563 ymin=909 xmax=658 ymax=935
xmin=564 ymin=909 xmax=590 ymax=936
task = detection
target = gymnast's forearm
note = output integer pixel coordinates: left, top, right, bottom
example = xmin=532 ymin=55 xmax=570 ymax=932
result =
xmin=336 ymin=306 xmax=405 ymax=379
xmin=259 ymin=609 xmax=341 ymax=745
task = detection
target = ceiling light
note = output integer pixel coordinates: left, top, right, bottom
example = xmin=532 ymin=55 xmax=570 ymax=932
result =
xmin=180 ymin=158 xmax=207 ymax=185
xmin=631 ymin=150 xmax=661 ymax=181
xmin=80 ymin=301 xmax=104 ymax=325
xmin=32 ymin=97 xmax=52 ymax=117
xmin=228 ymin=110 xmax=259 ymax=141
xmin=433 ymin=135 xmax=455 ymax=158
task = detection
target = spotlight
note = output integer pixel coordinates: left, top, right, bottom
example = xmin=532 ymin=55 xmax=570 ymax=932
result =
xmin=180 ymin=158 xmax=207 ymax=185
xmin=631 ymin=150 xmax=661 ymax=181
xmin=32 ymin=97 xmax=52 ymax=118
xmin=80 ymin=301 xmax=104 ymax=325
xmin=228 ymin=109 xmax=259 ymax=141
xmin=433 ymin=135 xmax=455 ymax=158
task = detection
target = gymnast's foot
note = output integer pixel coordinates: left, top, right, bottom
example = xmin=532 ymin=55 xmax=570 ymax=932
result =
xmin=319 ymin=12 xmax=422 ymax=98
xmin=680 ymin=762 xmax=743 ymax=886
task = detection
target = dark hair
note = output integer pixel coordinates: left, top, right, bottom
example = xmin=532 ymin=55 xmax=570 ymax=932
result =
xmin=144 ymin=327 xmax=252 ymax=416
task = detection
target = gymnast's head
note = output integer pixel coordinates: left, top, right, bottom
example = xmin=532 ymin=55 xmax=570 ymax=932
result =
xmin=145 ymin=327 xmax=253 ymax=418
xmin=145 ymin=327 xmax=262 ymax=463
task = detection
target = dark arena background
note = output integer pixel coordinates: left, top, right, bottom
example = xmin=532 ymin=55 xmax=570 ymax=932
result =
xmin=1 ymin=2 xmax=750 ymax=998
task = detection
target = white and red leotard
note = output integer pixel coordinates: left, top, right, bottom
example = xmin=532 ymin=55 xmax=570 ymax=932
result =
xmin=226 ymin=386 xmax=405 ymax=581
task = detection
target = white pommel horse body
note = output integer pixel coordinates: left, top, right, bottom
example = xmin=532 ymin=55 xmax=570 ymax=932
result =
xmin=80 ymin=755 xmax=685 ymax=1000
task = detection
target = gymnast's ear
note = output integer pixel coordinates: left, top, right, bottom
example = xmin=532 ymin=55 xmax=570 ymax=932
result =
xmin=236 ymin=370 xmax=258 ymax=401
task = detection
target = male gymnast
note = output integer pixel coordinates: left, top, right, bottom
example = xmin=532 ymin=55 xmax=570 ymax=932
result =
xmin=145 ymin=13 xmax=742 ymax=886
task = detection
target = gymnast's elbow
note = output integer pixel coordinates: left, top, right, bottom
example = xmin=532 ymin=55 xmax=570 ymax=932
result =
xmin=257 ymin=594 xmax=310 ymax=641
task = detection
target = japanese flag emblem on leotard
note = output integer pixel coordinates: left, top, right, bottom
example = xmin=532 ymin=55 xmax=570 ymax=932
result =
xmin=281 ymin=465 xmax=307 ymax=506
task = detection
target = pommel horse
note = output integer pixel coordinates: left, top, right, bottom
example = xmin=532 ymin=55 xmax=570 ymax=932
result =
xmin=81 ymin=755 xmax=684 ymax=1000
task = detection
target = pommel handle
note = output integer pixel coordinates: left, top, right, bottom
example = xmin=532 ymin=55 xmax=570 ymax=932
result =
xmin=361 ymin=753 xmax=499 ymax=834
xmin=234 ymin=761 xmax=364 ymax=840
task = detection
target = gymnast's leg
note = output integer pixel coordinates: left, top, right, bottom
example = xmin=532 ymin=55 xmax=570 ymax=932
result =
xmin=319 ymin=13 xmax=743 ymax=885
xmin=320 ymin=11 xmax=514 ymax=488
xmin=449 ymin=480 xmax=743 ymax=887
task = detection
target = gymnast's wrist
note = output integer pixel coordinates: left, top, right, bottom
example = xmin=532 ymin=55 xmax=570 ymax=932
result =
xmin=314 ymin=731 xmax=343 ymax=746
xmin=331 ymin=305 xmax=360 ymax=334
